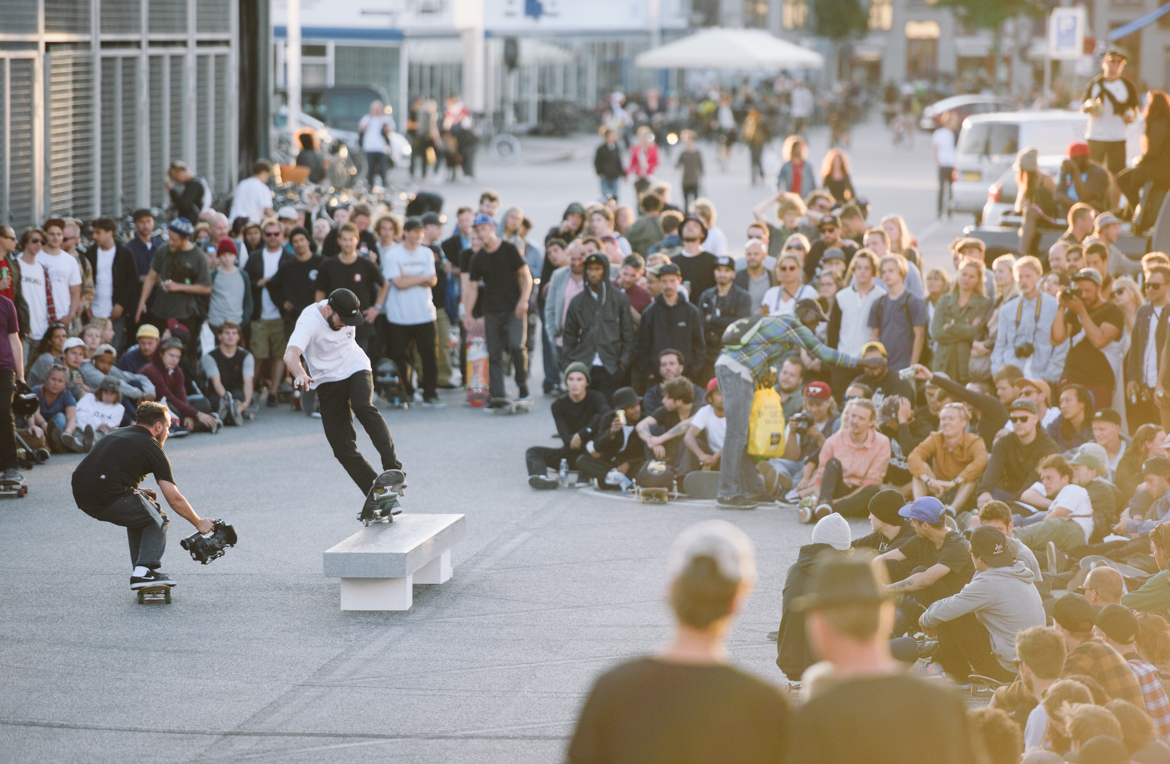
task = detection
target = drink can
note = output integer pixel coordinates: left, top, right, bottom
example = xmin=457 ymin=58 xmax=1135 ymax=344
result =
xmin=617 ymin=410 xmax=626 ymax=425
xmin=898 ymin=367 xmax=916 ymax=380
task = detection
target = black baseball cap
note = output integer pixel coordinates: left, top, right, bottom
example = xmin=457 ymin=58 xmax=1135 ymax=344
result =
xmin=658 ymin=263 xmax=681 ymax=278
xmin=1143 ymin=456 xmax=1170 ymax=479
xmin=969 ymin=526 xmax=1014 ymax=568
xmin=328 ymin=288 xmax=364 ymax=326
xmin=1092 ymin=409 xmax=1121 ymax=426
xmin=1053 ymin=593 xmax=1096 ymax=633
xmin=403 ymin=217 xmax=424 ymax=232
xmin=421 ymin=212 xmax=444 ymax=227
xmin=714 ymin=255 xmax=735 ymax=270
xmin=583 ymin=253 xmax=609 ymax=271
xmin=818 ymin=212 xmax=841 ymax=230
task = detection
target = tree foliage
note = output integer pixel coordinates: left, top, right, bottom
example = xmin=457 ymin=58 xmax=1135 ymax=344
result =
xmin=935 ymin=0 xmax=1043 ymax=31
xmin=813 ymin=0 xmax=869 ymax=41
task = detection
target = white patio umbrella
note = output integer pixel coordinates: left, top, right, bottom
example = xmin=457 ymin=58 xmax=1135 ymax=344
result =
xmin=635 ymin=27 xmax=824 ymax=70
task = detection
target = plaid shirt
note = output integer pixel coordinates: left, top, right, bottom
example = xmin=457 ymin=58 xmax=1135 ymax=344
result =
xmin=1065 ymin=639 xmax=1144 ymax=708
xmin=1127 ymin=654 xmax=1170 ymax=743
xmin=721 ymin=314 xmax=857 ymax=384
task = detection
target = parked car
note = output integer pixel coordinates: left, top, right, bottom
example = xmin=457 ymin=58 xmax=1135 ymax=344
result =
xmin=950 ymin=111 xmax=1089 ymax=223
xmin=918 ymin=94 xmax=1015 ymax=132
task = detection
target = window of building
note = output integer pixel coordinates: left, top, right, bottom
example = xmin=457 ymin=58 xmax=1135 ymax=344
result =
xmin=783 ymin=0 xmax=808 ymax=29
xmin=869 ymin=0 xmax=893 ymax=30
xmin=745 ymin=0 xmax=769 ymax=27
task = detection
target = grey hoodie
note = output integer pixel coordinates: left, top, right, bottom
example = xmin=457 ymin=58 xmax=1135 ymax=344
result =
xmin=79 ymin=359 xmax=155 ymax=401
xmin=920 ymin=560 xmax=1045 ymax=671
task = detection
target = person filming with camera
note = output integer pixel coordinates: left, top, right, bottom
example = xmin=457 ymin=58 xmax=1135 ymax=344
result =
xmin=1051 ymin=268 xmax=1124 ymax=409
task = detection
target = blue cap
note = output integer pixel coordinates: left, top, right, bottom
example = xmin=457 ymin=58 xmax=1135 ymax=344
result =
xmin=168 ymin=217 xmax=195 ymax=238
xmin=472 ymin=213 xmax=494 ymax=228
xmin=899 ymin=496 xmax=945 ymax=524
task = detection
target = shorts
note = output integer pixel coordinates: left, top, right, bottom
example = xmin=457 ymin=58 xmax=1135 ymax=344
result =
xmin=250 ymin=318 xmax=287 ymax=360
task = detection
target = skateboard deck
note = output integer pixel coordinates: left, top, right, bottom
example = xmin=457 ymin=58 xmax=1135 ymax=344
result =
xmin=490 ymin=398 xmax=532 ymax=415
xmin=682 ymin=471 xmax=719 ymax=500
xmin=638 ymin=486 xmax=670 ymax=504
xmin=466 ymin=333 xmax=490 ymax=408
xmin=359 ymin=469 xmax=406 ymax=526
xmin=0 ymin=478 xmax=28 ymax=498
xmin=968 ymin=674 xmax=1005 ymax=696
xmin=1078 ymin=555 xmax=1152 ymax=580
xmin=136 ymin=584 xmax=172 ymax=605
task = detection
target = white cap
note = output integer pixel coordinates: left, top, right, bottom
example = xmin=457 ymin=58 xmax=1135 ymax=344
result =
xmin=811 ymin=513 xmax=851 ymax=551
xmin=667 ymin=520 xmax=756 ymax=585
xmin=1077 ymin=442 xmax=1108 ymax=467
xmin=62 ymin=337 xmax=87 ymax=352
xmin=277 ymin=206 xmax=298 ymax=221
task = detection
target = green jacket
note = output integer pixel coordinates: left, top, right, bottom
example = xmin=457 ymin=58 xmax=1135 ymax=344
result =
xmin=1121 ymin=569 xmax=1170 ymax=620
xmin=931 ymin=291 xmax=991 ymax=383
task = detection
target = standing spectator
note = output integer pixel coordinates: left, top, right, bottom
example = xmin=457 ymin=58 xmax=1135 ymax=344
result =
xmin=567 ymin=521 xmax=788 ymax=764
xmin=733 ymin=239 xmax=775 ymax=316
xmin=61 ymin=218 xmax=93 ymax=333
xmin=294 ymin=132 xmax=327 ymax=184
xmin=228 ymin=160 xmax=275 ymax=224
xmin=675 ymin=130 xmax=703 ymax=213
xmin=588 ymin=207 xmax=632 ymax=255
xmin=135 ymin=218 xmax=211 ymax=361
xmin=0 ymin=226 xmax=28 ymax=348
xmin=1119 ymin=90 xmax=1170 ymax=234
xmin=321 ymin=204 xmax=378 ymax=260
xmin=776 ymin=135 xmax=816 ymax=197
xmin=245 ymin=219 xmax=293 ymax=406
xmin=380 ymin=217 xmax=441 ymax=408
xmin=804 ymin=213 xmax=859 ymax=285
xmin=992 ymin=256 xmax=1064 ymax=388
xmin=0 ymin=286 xmax=23 ymax=480
xmin=624 ymin=193 xmax=663 ymax=257
xmin=931 ymin=258 xmax=990 ymax=383
xmin=560 ymin=253 xmax=634 ymax=402
xmin=762 ymin=252 xmax=817 ymax=316
xmin=1052 ymin=268 xmax=1125 ymax=407
xmin=126 ymin=209 xmax=163 ymax=282
xmin=820 ymin=149 xmax=854 ymax=203
xmin=692 ymin=199 xmax=727 ymax=257
xmin=626 ymin=126 xmax=658 ymax=199
xmin=1014 ymin=147 xmax=1062 ymax=256
xmin=419 ymin=212 xmax=455 ymax=389
xmin=1127 ymin=266 xmax=1170 ymax=430
xmin=933 ymin=112 xmax=958 ymax=218
xmin=593 ymin=128 xmax=625 ymax=202
xmin=697 ymin=256 xmax=750 ymax=377
xmin=165 ymin=161 xmax=209 ymax=224
xmin=544 ymin=239 xmax=588 ymax=361
xmin=1055 ymin=142 xmax=1112 ymax=214
xmin=205 ymin=238 xmax=252 ymax=334
xmin=358 ymin=99 xmax=395 ymax=188
xmin=202 ymin=321 xmax=254 ymax=424
xmin=671 ymin=216 xmax=717 ymax=305
xmin=613 ymin=254 xmax=652 ymax=327
xmin=869 ymin=255 xmax=927 ymax=374
xmin=465 ymin=214 xmax=532 ymax=404
xmin=443 ymin=94 xmax=476 ymax=179
xmin=1095 ymin=604 xmax=1170 ymax=743
xmin=752 ymin=192 xmax=815 ymax=261
xmin=828 ymin=250 xmax=883 ymax=398
xmin=37 ymin=219 xmax=82 ymax=330
xmin=86 ymin=217 xmax=138 ymax=351
xmin=635 ymin=264 xmax=705 ymax=391
xmin=1082 ymin=47 xmax=1141 ymax=174
xmin=800 ymin=398 xmax=891 ymax=523
xmin=314 ymin=223 xmax=386 ymax=361
xmin=266 ymin=225 xmax=324 ymax=340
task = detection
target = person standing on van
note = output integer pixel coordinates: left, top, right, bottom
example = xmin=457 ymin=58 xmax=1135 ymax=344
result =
xmin=1081 ymin=47 xmax=1140 ymax=175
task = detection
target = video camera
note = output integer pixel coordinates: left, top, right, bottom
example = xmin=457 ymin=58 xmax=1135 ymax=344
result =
xmin=180 ymin=519 xmax=238 ymax=564
xmin=1059 ymin=286 xmax=1082 ymax=303
xmin=790 ymin=411 xmax=815 ymax=432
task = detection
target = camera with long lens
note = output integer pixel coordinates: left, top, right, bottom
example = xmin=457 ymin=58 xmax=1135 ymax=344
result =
xmin=180 ymin=519 xmax=238 ymax=564
xmin=1014 ymin=343 xmax=1035 ymax=359
xmin=790 ymin=411 xmax=814 ymax=431
xmin=1060 ymin=286 xmax=1082 ymax=303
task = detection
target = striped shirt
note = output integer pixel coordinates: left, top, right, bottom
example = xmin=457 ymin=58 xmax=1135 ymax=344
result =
xmin=1127 ymin=655 xmax=1170 ymax=743
xmin=717 ymin=314 xmax=857 ymax=385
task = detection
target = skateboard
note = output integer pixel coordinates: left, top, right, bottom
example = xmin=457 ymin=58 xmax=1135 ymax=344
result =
xmin=968 ymin=674 xmax=1006 ymax=697
xmin=682 ymin=470 xmax=719 ymax=500
xmin=359 ymin=469 xmax=407 ymax=526
xmin=466 ymin=333 xmax=490 ymax=407
xmin=637 ymin=486 xmax=671 ymax=504
xmin=490 ymin=398 xmax=532 ymax=415
xmin=136 ymin=584 xmax=172 ymax=605
xmin=0 ymin=474 xmax=28 ymax=498
xmin=1078 ymin=555 xmax=1152 ymax=581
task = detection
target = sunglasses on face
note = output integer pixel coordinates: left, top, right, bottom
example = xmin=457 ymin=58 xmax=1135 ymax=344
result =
xmin=1146 ymin=282 xmax=1166 ymax=291
xmin=780 ymin=265 xmax=799 ymax=272
xmin=1009 ymin=415 xmax=1032 ymax=423
xmin=28 ymin=239 xmax=43 ymax=245
xmin=264 ymin=231 xmax=281 ymax=237
xmin=786 ymin=245 xmax=805 ymax=252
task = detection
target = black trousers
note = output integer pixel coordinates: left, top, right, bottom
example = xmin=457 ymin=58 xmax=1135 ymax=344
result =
xmin=82 ymin=492 xmax=169 ymax=569
xmin=484 ymin=311 xmax=527 ymax=399
xmin=577 ymin=452 xmax=645 ymax=490
xmin=525 ymin=446 xmax=584 ymax=477
xmin=383 ymin=319 xmax=437 ymax=401
xmin=315 ymin=370 xmax=401 ymax=492
xmin=938 ymin=166 xmax=953 ymax=216
xmin=817 ymin=457 xmax=881 ymax=517
xmin=589 ymin=365 xmax=625 ymax=404
xmin=0 ymin=369 xmax=16 ymax=471
xmin=935 ymin=612 xmax=1017 ymax=683
xmin=1089 ymin=139 xmax=1127 ymax=175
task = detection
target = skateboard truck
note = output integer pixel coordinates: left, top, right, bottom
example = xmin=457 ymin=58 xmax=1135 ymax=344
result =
xmin=359 ymin=469 xmax=406 ymax=526
xmin=180 ymin=519 xmax=238 ymax=564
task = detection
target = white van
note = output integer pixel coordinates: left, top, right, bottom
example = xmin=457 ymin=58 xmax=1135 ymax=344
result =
xmin=950 ymin=111 xmax=1088 ymax=223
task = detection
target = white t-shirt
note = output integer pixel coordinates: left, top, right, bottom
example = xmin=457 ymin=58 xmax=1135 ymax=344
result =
xmin=260 ymin=248 xmax=284 ymax=320
xmin=1086 ymin=78 xmax=1132 ymax=142
xmin=1024 ymin=702 xmax=1048 ymax=751
xmin=1050 ymin=483 xmax=1095 ymax=543
xmin=703 ymin=227 xmax=728 ymax=256
xmin=382 ymin=243 xmax=436 ymax=325
xmin=75 ymin=393 xmax=124 ymax=431
xmin=92 ymin=246 xmax=116 ymax=318
xmin=690 ymin=403 xmax=727 ymax=452
xmin=228 ymin=177 xmax=274 ymax=223
xmin=286 ymin=300 xmax=371 ymax=389
xmin=932 ymin=127 xmax=956 ymax=167
xmin=359 ymin=114 xmax=394 ymax=153
xmin=19 ymin=258 xmax=49 ymax=340
xmin=761 ymin=283 xmax=817 ymax=316
xmin=35 ymin=250 xmax=82 ymax=318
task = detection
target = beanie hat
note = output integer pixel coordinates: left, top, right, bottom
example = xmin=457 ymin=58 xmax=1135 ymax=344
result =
xmin=216 ymin=237 xmax=238 ymax=256
xmin=811 ymin=513 xmax=851 ymax=551
xmin=868 ymin=489 xmax=907 ymax=527
xmin=563 ymin=362 xmax=591 ymax=385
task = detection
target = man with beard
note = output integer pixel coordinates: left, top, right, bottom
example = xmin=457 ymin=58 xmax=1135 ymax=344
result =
xmin=635 ymin=264 xmax=705 ymax=391
xmin=671 ymin=216 xmax=717 ymax=306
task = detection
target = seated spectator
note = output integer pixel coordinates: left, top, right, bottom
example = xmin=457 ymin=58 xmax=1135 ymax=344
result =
xmin=852 ymin=341 xmax=914 ymax=408
xmin=1014 ymin=454 xmax=1096 ymax=555
xmin=117 ymin=323 xmax=160 ymax=373
xmin=1090 ymin=409 xmax=1128 ymax=477
xmin=576 ymin=387 xmax=645 ymax=491
xmin=635 ymin=378 xmax=695 ymax=469
xmin=776 ymin=514 xmax=851 ymax=684
xmin=972 ymin=501 xmax=1044 ymax=584
xmin=26 ymin=323 xmax=67 ymax=388
xmin=140 ymin=338 xmax=219 ymax=434
xmin=1094 ymin=604 xmax=1170 ymax=743
xmin=59 ymin=337 xmax=92 ymax=400
xmin=1121 ymin=525 xmax=1170 ymax=621
xmin=1055 ymin=141 xmax=1112 ymax=214
xmin=1105 ymin=698 xmax=1170 ymax=761
xmin=1018 ymin=377 xmax=1059 ymax=429
xmin=1014 ymin=626 xmax=1069 ymax=750
xmin=799 ymin=398 xmax=890 ymax=523
xmin=776 ymin=355 xmax=806 ymax=420
xmin=766 ymin=381 xmax=838 ymax=497
xmin=682 ymin=379 xmax=726 ymax=477
xmin=1054 ymin=593 xmax=1144 ymax=706
xmin=202 ymin=321 xmax=255 ymax=425
xmin=849 ymin=489 xmax=914 ymax=552
xmin=1065 ymin=705 xmax=1126 ymax=757
xmin=79 ymin=343 xmax=153 ymax=423
xmin=641 ymin=349 xmax=704 ymax=415
xmin=1135 ymin=613 xmax=1170 ymax=683
xmin=875 ymin=392 xmax=932 ymax=492
xmin=920 ymin=525 xmax=1045 ymax=683
xmin=908 ymin=401 xmax=988 ymax=512
xmin=74 ymin=375 xmax=126 ymax=439
xmin=912 ymin=365 xmax=1009 ymax=451
xmin=526 ymin=363 xmax=609 ymax=490
xmin=1015 ymin=147 xmax=1063 ymax=255
xmin=1048 ymin=384 xmax=1096 ymax=453
xmin=32 ymin=364 xmax=84 ymax=452
xmin=967 ymin=707 xmax=1024 ymax=764
xmin=567 ymin=521 xmax=789 ymax=764
xmin=975 ymin=399 xmax=1059 ymax=508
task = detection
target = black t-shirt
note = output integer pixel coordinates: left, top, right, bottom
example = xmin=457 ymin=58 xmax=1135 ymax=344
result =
xmin=321 ymin=227 xmax=378 ymax=259
xmin=469 ymin=240 xmax=526 ymax=315
xmin=428 ymin=243 xmax=447 ymax=310
xmin=313 ymin=256 xmax=385 ymax=313
xmin=787 ymin=674 xmax=977 ymax=764
xmin=209 ymin=346 xmax=250 ymax=391
xmin=650 ymin=405 xmax=684 ymax=433
xmin=1065 ymin=301 xmax=1125 ymax=389
xmin=894 ymin=531 xmax=974 ymax=601
xmin=269 ymin=255 xmax=324 ymax=317
xmin=567 ymin=657 xmax=789 ymax=764
xmin=671 ymin=251 xmax=717 ymax=305
xmin=805 ymin=238 xmax=860 ymax=283
xmin=71 ymin=425 xmax=175 ymax=512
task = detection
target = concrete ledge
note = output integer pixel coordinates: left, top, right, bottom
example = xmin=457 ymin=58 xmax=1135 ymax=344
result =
xmin=323 ymin=514 xmax=465 ymax=579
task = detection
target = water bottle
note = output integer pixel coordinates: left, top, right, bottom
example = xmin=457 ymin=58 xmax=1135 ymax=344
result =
xmin=558 ymin=459 xmax=569 ymax=488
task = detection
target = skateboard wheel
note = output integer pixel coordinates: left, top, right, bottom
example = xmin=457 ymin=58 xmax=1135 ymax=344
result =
xmin=137 ymin=591 xmax=145 ymax=605
xmin=165 ymin=589 xmax=172 ymax=604
xmin=18 ymin=486 xmax=27 ymax=497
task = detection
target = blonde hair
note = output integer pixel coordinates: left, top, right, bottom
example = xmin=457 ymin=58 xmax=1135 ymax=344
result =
xmin=692 ymin=198 xmax=716 ymax=225
xmin=925 ymin=267 xmax=951 ymax=294
xmin=878 ymin=254 xmax=908 ymax=279
xmin=776 ymin=192 xmax=807 ymax=220
xmin=774 ymin=252 xmax=803 ymax=281
xmin=782 ymin=232 xmax=811 ymax=253
xmin=845 ymin=249 xmax=879 ymax=284
xmin=880 ymin=214 xmax=913 ymax=254
xmin=374 ymin=213 xmax=401 ymax=239
xmin=951 ymin=259 xmax=987 ymax=297
xmin=992 ymin=254 xmax=1020 ymax=303
xmin=820 ymin=149 xmax=851 ymax=180
xmin=1014 ymin=255 xmax=1043 ymax=278
xmin=782 ymin=135 xmax=806 ymax=162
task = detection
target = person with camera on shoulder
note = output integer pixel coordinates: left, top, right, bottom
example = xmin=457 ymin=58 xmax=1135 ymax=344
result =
xmin=762 ymin=381 xmax=839 ymax=498
xmin=991 ymin=256 xmax=1065 ymax=388
xmin=1052 ymin=268 xmax=1125 ymax=410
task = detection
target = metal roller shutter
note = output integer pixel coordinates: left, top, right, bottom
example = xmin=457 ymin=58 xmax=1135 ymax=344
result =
xmin=196 ymin=0 xmax=231 ymax=34
xmin=121 ymin=58 xmax=138 ymax=214
xmin=101 ymin=0 xmax=142 ymax=35
xmin=149 ymin=0 xmax=188 ymax=35
xmin=47 ymin=54 xmax=96 ymax=219
xmin=100 ymin=58 xmax=118 ymax=215
xmin=6 ymin=59 xmax=35 ymax=231
xmin=149 ymin=56 xmax=166 ymax=208
xmin=45 ymin=0 xmax=92 ymax=35
xmin=214 ymin=54 xmax=228 ymax=195
xmin=196 ymin=55 xmax=210 ymax=188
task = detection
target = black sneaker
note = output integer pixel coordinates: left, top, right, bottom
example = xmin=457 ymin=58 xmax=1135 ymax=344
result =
xmin=529 ymin=475 xmax=559 ymax=490
xmin=717 ymin=496 xmax=758 ymax=510
xmin=267 ymin=392 xmax=278 ymax=408
xmin=130 ymin=569 xmax=176 ymax=590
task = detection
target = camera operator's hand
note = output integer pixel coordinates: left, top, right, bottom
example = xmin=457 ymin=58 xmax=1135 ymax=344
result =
xmin=1061 ymin=292 xmax=1085 ymax=315
xmin=195 ymin=517 xmax=214 ymax=535
xmin=909 ymin=364 xmax=933 ymax=382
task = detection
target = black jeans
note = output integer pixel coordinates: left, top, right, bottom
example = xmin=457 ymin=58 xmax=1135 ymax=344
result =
xmin=589 ymin=365 xmax=625 ymax=404
xmin=0 ymin=369 xmax=15 ymax=471
xmin=525 ymin=446 xmax=584 ymax=477
xmin=1089 ymin=139 xmax=1127 ymax=175
xmin=384 ymin=319 xmax=437 ymax=401
xmin=683 ymin=184 xmax=700 ymax=214
xmin=484 ymin=311 xmax=527 ymax=400
xmin=817 ymin=457 xmax=881 ymax=517
xmin=935 ymin=612 xmax=1017 ymax=683
xmin=82 ymin=491 xmax=169 ymax=568
xmin=315 ymin=370 xmax=401 ymax=492
xmin=938 ymin=166 xmax=953 ymax=216
xmin=577 ymin=452 xmax=645 ymax=490
xmin=366 ymin=151 xmax=388 ymax=187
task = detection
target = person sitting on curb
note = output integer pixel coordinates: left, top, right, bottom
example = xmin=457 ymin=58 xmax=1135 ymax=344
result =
xmin=681 ymin=379 xmax=726 ymax=478
xmin=1013 ymin=454 xmax=1096 ymax=563
xmin=799 ymin=398 xmax=891 ymax=524
xmin=526 ymin=362 xmax=610 ymax=490
xmin=79 ymin=343 xmax=154 ymax=413
xmin=975 ymin=399 xmax=1059 ymax=509
xmin=634 ymin=378 xmax=696 ymax=470
xmin=908 ymin=401 xmax=988 ymax=515
xmin=968 ymin=501 xmax=1044 ymax=589
xmin=1013 ymin=626 xmax=1069 ymax=749
xmin=140 ymin=338 xmax=220 ymax=435
xmin=32 ymin=364 xmax=85 ymax=453
xmin=117 ymin=323 xmax=160 ymax=373
xmin=1094 ymin=603 xmax=1170 ymax=743
xmin=201 ymin=321 xmax=255 ymax=426
xmin=919 ymin=526 xmax=1046 ymax=684
xmin=575 ymin=386 xmax=645 ymax=491
xmin=75 ymin=375 xmax=128 ymax=441
xmin=641 ymin=348 xmax=705 ymax=416
xmin=851 ymin=489 xmax=915 ymax=553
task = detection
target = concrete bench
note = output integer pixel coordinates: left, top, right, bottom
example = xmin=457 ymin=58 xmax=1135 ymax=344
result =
xmin=323 ymin=514 xmax=465 ymax=611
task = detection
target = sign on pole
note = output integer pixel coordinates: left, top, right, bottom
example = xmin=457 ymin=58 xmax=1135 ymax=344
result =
xmin=1048 ymin=7 xmax=1087 ymax=61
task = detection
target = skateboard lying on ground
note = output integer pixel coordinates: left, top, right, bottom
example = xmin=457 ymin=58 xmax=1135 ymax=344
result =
xmin=0 ymin=473 xmax=28 ymax=498
xmin=637 ymin=486 xmax=671 ymax=504
xmin=359 ymin=469 xmax=406 ymax=526
xmin=137 ymin=584 xmax=172 ymax=605
xmin=1078 ymin=555 xmax=1152 ymax=581
xmin=490 ymin=397 xmax=532 ymax=415
xmin=682 ymin=470 xmax=719 ymax=500
xmin=968 ymin=674 xmax=1006 ymax=697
